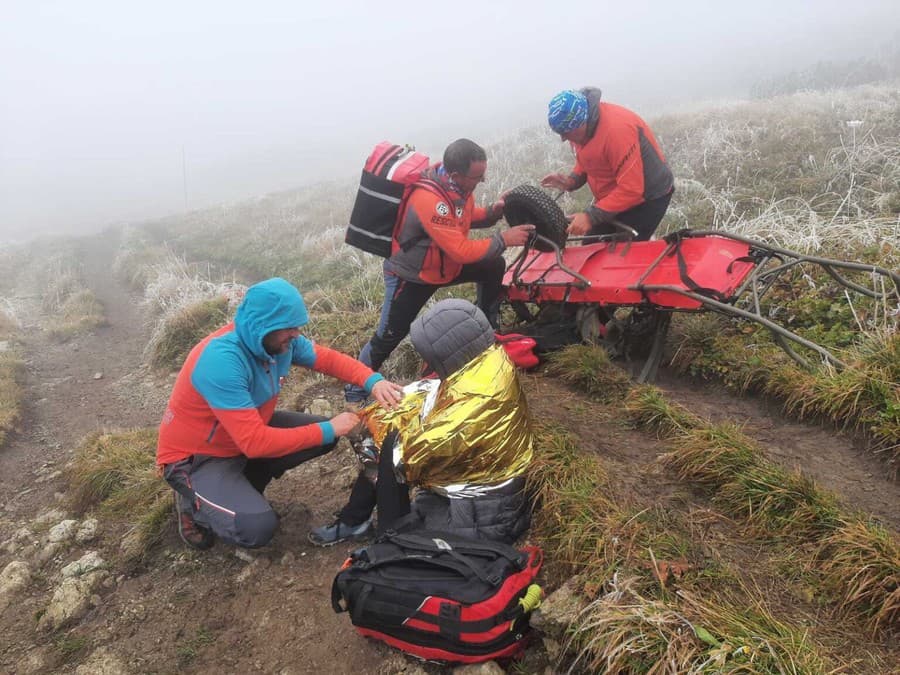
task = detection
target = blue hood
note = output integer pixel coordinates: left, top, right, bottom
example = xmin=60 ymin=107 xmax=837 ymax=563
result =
xmin=234 ymin=278 xmax=308 ymax=360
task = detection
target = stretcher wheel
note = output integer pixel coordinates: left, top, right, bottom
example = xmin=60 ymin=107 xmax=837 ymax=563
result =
xmin=503 ymin=185 xmax=568 ymax=252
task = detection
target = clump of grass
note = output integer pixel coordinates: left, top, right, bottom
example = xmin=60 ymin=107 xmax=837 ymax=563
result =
xmin=68 ymin=429 xmax=171 ymax=561
xmin=0 ymin=307 xmax=24 ymax=447
xmin=148 ymin=296 xmax=230 ymax=371
xmin=526 ymin=423 xmax=616 ymax=584
xmin=55 ymin=634 xmax=89 ymax=659
xmin=563 ymin=575 xmax=829 ymax=674
xmin=176 ymin=625 xmax=216 ymax=665
xmin=544 ymin=344 xmax=632 ymax=402
xmin=47 ymin=289 xmax=105 ymax=340
xmin=624 ymin=385 xmax=703 ymax=437
xmin=815 ymin=519 xmax=900 ymax=635
xmin=715 ymin=463 xmax=843 ymax=538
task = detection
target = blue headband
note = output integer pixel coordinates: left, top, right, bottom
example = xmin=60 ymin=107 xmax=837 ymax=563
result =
xmin=548 ymin=90 xmax=588 ymax=133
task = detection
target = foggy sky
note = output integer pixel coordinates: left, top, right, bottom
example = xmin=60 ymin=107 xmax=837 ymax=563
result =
xmin=2 ymin=0 xmax=898 ymax=243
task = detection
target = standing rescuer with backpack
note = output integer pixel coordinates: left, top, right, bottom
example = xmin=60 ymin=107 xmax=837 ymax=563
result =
xmin=345 ymin=138 xmax=534 ymax=405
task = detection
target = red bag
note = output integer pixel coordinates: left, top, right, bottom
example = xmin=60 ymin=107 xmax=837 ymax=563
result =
xmin=495 ymin=333 xmax=539 ymax=369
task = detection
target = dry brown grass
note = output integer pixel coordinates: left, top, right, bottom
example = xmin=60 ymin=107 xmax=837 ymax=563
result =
xmin=47 ymin=289 xmax=105 ymax=340
xmin=562 ymin=575 xmax=829 ymax=674
xmin=148 ymin=296 xmax=230 ymax=371
xmin=815 ymin=519 xmax=900 ymax=636
xmin=68 ymin=428 xmax=171 ymax=562
xmin=0 ymin=308 xmax=24 ymax=447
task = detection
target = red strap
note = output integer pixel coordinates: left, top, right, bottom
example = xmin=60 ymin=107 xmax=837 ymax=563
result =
xmin=371 ymin=144 xmax=402 ymax=176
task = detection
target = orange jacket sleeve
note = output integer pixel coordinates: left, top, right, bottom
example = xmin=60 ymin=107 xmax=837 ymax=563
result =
xmin=310 ymin=343 xmax=382 ymax=390
xmin=210 ymin=407 xmax=328 ymax=459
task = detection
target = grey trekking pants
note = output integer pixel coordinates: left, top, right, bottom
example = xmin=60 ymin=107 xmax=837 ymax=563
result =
xmin=164 ymin=411 xmax=336 ymax=548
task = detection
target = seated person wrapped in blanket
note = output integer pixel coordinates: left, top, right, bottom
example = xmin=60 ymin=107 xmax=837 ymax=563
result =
xmin=309 ymin=298 xmax=534 ymax=545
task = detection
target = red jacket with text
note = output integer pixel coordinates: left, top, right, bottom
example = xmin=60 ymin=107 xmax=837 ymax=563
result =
xmin=386 ymin=166 xmax=506 ymax=285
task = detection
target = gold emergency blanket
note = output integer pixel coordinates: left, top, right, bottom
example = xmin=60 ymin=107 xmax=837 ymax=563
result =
xmin=361 ymin=344 xmax=533 ymax=492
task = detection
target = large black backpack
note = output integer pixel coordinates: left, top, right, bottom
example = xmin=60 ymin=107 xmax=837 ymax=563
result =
xmin=345 ymin=142 xmax=452 ymax=258
xmin=331 ymin=530 xmax=543 ymax=664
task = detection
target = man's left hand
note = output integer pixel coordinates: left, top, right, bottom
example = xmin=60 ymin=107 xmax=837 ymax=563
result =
xmin=371 ymin=379 xmax=404 ymax=410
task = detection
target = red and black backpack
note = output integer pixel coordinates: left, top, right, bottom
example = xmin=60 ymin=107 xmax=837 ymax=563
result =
xmin=331 ymin=530 xmax=543 ymax=664
xmin=345 ymin=142 xmax=452 ymax=258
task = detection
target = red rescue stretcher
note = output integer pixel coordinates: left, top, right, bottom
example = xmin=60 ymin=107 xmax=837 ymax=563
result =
xmin=502 ymin=229 xmax=900 ymax=382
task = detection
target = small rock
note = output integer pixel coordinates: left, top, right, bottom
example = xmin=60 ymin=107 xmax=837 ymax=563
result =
xmin=530 ymin=574 xmax=590 ymax=641
xmin=47 ymin=519 xmax=78 ymax=543
xmin=234 ymin=548 xmax=255 ymax=563
xmin=0 ymin=560 xmax=31 ymax=609
xmin=33 ymin=508 xmax=67 ymax=526
xmin=93 ymin=372 xmax=103 ymax=380
xmin=15 ymin=648 xmax=49 ymax=675
xmin=452 ymin=662 xmax=505 ymax=675
xmin=35 ymin=542 xmax=62 ymax=565
xmin=61 ymin=551 xmax=105 ymax=578
xmin=75 ymin=647 xmax=128 ymax=675
xmin=35 ymin=469 xmax=62 ymax=484
xmin=307 ymin=398 xmax=333 ymax=417
xmin=38 ymin=569 xmax=107 ymax=631
xmin=119 ymin=530 xmax=144 ymax=561
xmin=75 ymin=518 xmax=99 ymax=543
xmin=280 ymin=552 xmax=296 ymax=566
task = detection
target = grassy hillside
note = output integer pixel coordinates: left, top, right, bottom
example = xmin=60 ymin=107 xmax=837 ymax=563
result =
xmin=36 ymin=79 xmax=895 ymax=672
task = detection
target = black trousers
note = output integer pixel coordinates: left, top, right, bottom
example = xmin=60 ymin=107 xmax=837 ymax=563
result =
xmin=338 ymin=432 xmax=411 ymax=535
xmin=588 ymin=190 xmax=673 ymax=242
xmin=366 ymin=256 xmax=505 ymax=373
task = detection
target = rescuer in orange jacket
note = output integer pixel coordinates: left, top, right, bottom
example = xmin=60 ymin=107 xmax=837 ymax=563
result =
xmin=541 ymin=88 xmax=674 ymax=241
xmin=345 ymin=138 xmax=534 ymax=404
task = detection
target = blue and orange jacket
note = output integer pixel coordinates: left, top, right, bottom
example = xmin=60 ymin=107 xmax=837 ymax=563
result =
xmin=156 ymin=278 xmax=383 ymax=466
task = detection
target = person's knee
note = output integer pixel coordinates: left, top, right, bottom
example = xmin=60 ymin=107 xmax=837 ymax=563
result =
xmin=232 ymin=509 xmax=279 ymax=548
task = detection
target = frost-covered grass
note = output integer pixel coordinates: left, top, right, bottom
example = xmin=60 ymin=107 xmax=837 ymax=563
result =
xmin=0 ymin=305 xmax=24 ymax=447
xmin=141 ymin=250 xmax=245 ymax=370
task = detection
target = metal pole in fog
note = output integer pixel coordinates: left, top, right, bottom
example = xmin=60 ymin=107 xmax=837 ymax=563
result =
xmin=181 ymin=145 xmax=188 ymax=210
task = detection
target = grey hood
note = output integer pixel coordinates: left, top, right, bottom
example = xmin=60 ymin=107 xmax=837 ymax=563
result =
xmin=410 ymin=299 xmax=494 ymax=379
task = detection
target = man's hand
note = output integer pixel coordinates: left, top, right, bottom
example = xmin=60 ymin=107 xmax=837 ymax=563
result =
xmin=541 ymin=173 xmax=573 ymax=192
xmin=371 ymin=379 xmax=404 ymax=410
xmin=566 ymin=212 xmax=592 ymax=237
xmin=502 ymin=224 xmax=535 ymax=247
xmin=329 ymin=411 xmax=361 ymax=437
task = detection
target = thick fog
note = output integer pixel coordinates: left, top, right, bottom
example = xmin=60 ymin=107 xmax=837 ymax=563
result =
xmin=2 ymin=0 xmax=898 ymax=242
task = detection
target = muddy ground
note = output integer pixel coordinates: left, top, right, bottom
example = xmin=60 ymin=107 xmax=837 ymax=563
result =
xmin=0 ymin=233 xmax=897 ymax=674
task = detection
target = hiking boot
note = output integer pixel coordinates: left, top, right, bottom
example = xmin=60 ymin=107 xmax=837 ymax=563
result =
xmin=307 ymin=518 xmax=373 ymax=547
xmin=174 ymin=493 xmax=215 ymax=551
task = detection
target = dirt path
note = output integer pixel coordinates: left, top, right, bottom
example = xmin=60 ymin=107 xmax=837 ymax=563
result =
xmin=1 ymin=233 xmax=897 ymax=673
xmin=0 ymin=232 xmax=160 ymax=520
